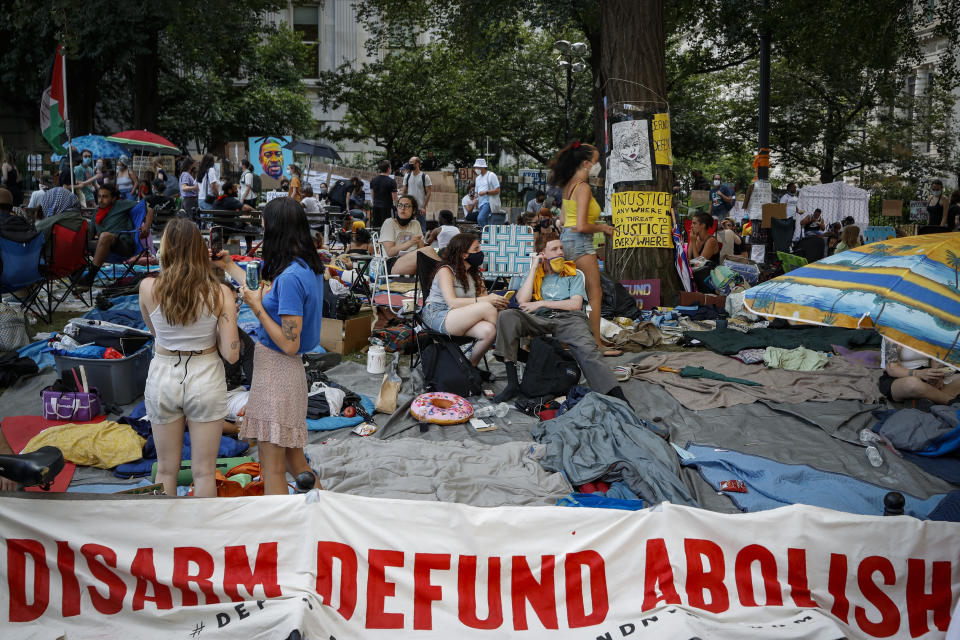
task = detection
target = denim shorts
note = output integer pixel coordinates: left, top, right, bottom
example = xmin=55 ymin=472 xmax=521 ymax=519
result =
xmin=561 ymin=227 xmax=596 ymax=260
xmin=421 ymin=302 xmax=450 ymax=335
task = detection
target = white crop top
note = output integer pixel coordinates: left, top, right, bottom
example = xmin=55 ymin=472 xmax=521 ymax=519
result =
xmin=149 ymin=305 xmax=218 ymax=351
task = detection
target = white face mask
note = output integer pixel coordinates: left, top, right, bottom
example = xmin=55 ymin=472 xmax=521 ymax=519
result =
xmin=713 ymin=179 xmax=721 ymax=187
xmin=588 ymin=162 xmax=602 ymax=178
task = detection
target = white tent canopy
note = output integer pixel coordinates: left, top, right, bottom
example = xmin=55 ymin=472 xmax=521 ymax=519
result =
xmin=797 ymin=181 xmax=870 ymax=230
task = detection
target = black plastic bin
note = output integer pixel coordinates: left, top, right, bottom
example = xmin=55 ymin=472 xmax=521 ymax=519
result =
xmin=54 ymin=343 xmax=153 ymax=405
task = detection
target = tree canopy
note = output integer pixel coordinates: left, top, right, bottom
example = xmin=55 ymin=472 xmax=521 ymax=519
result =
xmin=0 ymin=0 xmax=313 ymax=154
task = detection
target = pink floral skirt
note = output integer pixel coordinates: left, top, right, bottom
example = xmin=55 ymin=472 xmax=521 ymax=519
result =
xmin=240 ymin=342 xmax=307 ymax=448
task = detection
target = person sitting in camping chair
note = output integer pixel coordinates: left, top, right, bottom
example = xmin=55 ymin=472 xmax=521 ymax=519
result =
xmin=75 ymin=185 xmax=153 ymax=287
xmin=491 ymin=232 xmax=630 ymax=406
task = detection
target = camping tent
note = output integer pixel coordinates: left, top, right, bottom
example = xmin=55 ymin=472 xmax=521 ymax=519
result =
xmin=797 ymin=181 xmax=870 ymax=230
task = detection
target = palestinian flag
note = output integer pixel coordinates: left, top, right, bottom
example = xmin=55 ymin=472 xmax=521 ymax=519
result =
xmin=40 ymin=46 xmax=66 ymax=154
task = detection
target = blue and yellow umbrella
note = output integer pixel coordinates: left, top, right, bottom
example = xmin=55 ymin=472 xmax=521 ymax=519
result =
xmin=744 ymin=233 xmax=960 ymax=365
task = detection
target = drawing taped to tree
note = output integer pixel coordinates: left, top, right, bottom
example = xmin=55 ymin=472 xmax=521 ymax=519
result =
xmin=609 ymin=119 xmax=655 ymax=185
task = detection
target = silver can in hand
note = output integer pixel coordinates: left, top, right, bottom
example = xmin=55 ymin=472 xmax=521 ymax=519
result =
xmin=245 ymin=261 xmax=261 ymax=291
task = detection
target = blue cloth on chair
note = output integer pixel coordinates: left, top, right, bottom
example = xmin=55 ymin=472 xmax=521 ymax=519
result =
xmin=83 ymin=294 xmax=148 ymax=329
xmin=682 ymin=444 xmax=951 ymax=520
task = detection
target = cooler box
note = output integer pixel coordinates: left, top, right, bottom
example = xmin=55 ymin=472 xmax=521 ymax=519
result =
xmin=54 ymin=343 xmax=153 ymax=405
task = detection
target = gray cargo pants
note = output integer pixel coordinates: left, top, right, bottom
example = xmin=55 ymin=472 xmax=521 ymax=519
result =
xmin=495 ymin=308 xmax=618 ymax=394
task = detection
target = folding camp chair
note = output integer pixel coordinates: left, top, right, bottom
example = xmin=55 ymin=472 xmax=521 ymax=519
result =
xmin=38 ymin=217 xmax=92 ymax=322
xmin=864 ymin=225 xmax=896 ymax=244
xmin=368 ymin=231 xmax=404 ymax=313
xmin=0 ymin=233 xmax=46 ymax=322
xmin=769 ymin=217 xmax=796 ymax=255
xmin=94 ymin=200 xmax=153 ymax=285
xmin=479 ymin=225 xmax=534 ymax=289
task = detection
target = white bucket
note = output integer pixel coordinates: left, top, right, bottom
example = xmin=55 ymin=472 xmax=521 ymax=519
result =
xmin=366 ymin=344 xmax=388 ymax=374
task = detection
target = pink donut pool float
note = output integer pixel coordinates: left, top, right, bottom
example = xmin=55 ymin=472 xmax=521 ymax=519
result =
xmin=410 ymin=392 xmax=474 ymax=425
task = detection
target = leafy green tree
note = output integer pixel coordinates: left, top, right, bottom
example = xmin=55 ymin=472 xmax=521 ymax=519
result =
xmin=0 ymin=0 xmax=311 ymax=153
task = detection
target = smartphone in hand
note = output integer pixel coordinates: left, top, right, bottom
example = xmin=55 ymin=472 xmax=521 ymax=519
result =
xmin=209 ymin=226 xmax=224 ymax=258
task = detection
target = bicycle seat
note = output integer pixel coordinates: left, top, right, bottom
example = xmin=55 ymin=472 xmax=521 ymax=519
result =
xmin=0 ymin=447 xmax=65 ymax=489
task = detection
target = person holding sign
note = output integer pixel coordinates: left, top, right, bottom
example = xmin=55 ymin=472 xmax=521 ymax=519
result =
xmin=548 ymin=141 xmax=620 ymax=357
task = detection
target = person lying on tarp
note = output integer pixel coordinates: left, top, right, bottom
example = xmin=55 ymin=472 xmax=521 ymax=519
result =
xmin=879 ymin=338 xmax=960 ymax=406
xmin=490 ymin=232 xmax=630 ymax=406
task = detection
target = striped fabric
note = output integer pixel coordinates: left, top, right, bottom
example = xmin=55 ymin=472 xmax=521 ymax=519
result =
xmin=745 ymin=233 xmax=960 ymax=365
xmin=480 ymin=225 xmax=535 ymax=278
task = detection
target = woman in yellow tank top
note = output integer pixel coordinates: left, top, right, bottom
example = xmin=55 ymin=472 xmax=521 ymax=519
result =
xmin=547 ymin=142 xmax=619 ymax=356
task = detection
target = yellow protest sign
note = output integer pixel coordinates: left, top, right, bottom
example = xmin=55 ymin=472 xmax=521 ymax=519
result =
xmin=652 ymin=113 xmax=672 ymax=166
xmin=612 ymin=191 xmax=674 ymax=249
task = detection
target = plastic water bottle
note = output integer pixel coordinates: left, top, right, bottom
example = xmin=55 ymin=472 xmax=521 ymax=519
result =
xmin=860 ymin=429 xmax=884 ymax=467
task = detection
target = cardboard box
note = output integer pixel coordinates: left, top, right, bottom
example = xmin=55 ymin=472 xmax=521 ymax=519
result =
xmin=761 ymin=203 xmax=787 ymax=228
xmin=882 ymin=199 xmax=903 ymax=218
xmin=679 ymin=291 xmax=727 ymax=309
xmin=690 ymin=190 xmax=711 ymax=207
xmin=320 ymin=313 xmax=373 ymax=354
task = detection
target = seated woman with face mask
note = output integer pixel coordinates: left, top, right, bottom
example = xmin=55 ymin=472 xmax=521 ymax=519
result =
xmin=421 ymin=233 xmax=507 ymax=366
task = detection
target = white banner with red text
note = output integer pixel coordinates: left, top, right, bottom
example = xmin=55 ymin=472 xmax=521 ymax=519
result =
xmin=1 ymin=492 xmax=957 ymax=639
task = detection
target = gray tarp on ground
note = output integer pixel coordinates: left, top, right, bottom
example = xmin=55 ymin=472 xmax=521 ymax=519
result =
xmin=624 ymin=351 xmax=882 ymax=410
xmin=621 ymin=379 xmax=957 ymax=507
xmin=304 ymin=438 xmax=571 ymax=506
xmin=876 ymin=405 xmax=960 ymax=451
xmin=531 ymin=392 xmax=697 ymax=506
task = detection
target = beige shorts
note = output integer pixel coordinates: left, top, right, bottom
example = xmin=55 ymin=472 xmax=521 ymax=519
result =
xmin=144 ymin=351 xmax=227 ymax=425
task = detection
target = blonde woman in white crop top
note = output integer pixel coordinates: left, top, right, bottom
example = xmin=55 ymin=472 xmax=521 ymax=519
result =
xmin=138 ymin=218 xmax=239 ymax=497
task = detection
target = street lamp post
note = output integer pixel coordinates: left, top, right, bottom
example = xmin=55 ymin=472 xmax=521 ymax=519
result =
xmin=553 ymin=40 xmax=589 ymax=142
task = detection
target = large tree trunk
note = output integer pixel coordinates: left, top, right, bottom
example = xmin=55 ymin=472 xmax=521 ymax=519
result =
xmin=598 ymin=0 xmax=682 ymax=304
xmin=66 ymin=58 xmax=99 ymax=137
xmin=133 ymin=29 xmax=160 ymax=130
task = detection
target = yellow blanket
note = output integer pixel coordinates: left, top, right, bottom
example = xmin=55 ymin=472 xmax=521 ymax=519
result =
xmin=531 ymin=260 xmax=577 ymax=301
xmin=22 ymin=421 xmax=146 ymax=469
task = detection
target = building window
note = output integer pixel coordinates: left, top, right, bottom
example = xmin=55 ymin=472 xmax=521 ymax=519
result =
xmin=294 ymin=5 xmax=321 ymax=78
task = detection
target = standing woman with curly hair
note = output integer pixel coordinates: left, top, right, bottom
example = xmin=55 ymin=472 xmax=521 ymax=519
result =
xmin=214 ymin=197 xmax=324 ymax=495
xmin=548 ymin=142 xmax=619 ymax=356
xmin=139 ymin=218 xmax=240 ymax=497
xmin=421 ymin=233 xmax=506 ymax=365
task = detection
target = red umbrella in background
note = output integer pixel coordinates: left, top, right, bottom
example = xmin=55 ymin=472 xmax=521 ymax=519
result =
xmin=106 ymin=130 xmax=180 ymax=154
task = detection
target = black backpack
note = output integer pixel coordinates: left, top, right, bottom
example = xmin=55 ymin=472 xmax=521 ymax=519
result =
xmin=519 ymin=336 xmax=581 ymax=399
xmin=420 ymin=340 xmax=483 ymax=397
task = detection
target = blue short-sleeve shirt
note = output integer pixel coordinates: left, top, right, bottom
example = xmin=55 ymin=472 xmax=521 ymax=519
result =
xmin=257 ymin=259 xmax=324 ymax=354
xmin=535 ymin=270 xmax=586 ymax=314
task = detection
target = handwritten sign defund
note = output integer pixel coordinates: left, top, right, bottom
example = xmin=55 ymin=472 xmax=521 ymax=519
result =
xmin=611 ymin=191 xmax=674 ymax=249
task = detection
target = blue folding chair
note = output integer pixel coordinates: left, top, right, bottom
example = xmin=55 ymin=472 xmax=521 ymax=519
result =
xmin=96 ymin=201 xmax=154 ymax=284
xmin=480 ymin=224 xmax=534 ymax=289
xmin=0 ymin=233 xmax=46 ymax=321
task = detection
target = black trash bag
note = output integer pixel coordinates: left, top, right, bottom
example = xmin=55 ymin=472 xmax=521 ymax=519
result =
xmin=599 ymin=272 xmax=641 ymax=320
xmin=0 ymin=352 xmax=39 ymax=387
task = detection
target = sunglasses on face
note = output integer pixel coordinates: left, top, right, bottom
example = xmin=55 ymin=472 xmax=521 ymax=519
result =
xmin=397 ymin=203 xmax=413 ymax=209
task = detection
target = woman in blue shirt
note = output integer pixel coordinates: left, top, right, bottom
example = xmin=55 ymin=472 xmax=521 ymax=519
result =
xmin=215 ymin=197 xmax=324 ymax=495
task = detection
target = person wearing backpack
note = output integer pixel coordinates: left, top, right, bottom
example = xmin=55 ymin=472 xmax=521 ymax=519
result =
xmin=491 ymin=232 xmax=630 ymax=406
xmin=239 ymin=159 xmax=259 ymax=208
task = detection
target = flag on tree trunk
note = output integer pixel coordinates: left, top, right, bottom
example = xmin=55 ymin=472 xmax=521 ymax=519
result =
xmin=40 ymin=46 xmax=66 ymax=154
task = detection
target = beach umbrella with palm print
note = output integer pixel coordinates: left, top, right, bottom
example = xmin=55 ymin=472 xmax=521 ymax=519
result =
xmin=744 ymin=233 xmax=960 ymax=366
